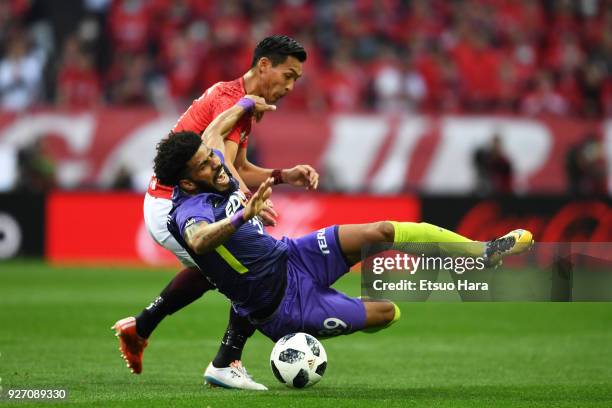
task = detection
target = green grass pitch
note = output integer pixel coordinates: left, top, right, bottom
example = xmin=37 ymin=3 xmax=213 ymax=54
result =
xmin=1 ymin=260 xmax=611 ymax=407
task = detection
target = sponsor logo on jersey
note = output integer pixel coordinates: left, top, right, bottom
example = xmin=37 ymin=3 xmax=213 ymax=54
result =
xmin=317 ymin=228 xmax=330 ymax=254
xmin=185 ymin=218 xmax=196 ymax=228
xmin=225 ymin=190 xmax=264 ymax=234
xmin=226 ymin=192 xmax=244 ymax=217
xmin=240 ymin=131 xmax=247 ymax=142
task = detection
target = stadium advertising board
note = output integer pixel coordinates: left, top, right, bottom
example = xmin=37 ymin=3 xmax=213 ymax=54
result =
xmin=421 ymin=196 xmax=612 ymax=243
xmin=45 ymin=192 xmax=419 ymax=265
xmin=0 ymin=193 xmax=45 ymax=259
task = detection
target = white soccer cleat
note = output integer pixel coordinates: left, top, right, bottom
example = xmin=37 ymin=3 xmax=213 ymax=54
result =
xmin=204 ymin=361 xmax=268 ymax=391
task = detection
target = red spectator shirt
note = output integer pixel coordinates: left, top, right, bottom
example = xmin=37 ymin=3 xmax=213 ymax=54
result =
xmin=57 ymin=66 xmax=101 ymax=110
xmin=148 ymin=77 xmax=252 ymax=198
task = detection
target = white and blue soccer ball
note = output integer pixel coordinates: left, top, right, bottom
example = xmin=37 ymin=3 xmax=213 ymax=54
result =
xmin=270 ymin=332 xmax=327 ymax=388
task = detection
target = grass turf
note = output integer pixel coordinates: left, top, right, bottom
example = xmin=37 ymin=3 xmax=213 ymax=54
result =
xmin=0 ymin=260 xmax=611 ymax=407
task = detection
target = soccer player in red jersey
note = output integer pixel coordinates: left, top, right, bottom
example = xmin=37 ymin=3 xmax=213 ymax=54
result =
xmin=113 ymin=35 xmax=318 ymax=390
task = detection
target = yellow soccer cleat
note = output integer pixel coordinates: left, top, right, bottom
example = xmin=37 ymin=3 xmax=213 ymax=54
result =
xmin=484 ymin=229 xmax=534 ymax=267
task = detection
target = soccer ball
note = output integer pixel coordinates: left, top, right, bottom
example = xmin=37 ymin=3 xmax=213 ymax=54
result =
xmin=270 ymin=332 xmax=327 ymax=388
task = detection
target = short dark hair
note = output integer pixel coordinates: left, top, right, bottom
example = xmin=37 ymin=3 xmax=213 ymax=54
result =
xmin=154 ymin=131 xmax=202 ymax=186
xmin=251 ymin=35 xmax=307 ymax=68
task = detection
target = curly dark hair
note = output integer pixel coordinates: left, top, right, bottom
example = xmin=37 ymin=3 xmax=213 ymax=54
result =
xmin=154 ymin=131 xmax=202 ymax=186
xmin=251 ymin=35 xmax=307 ymax=68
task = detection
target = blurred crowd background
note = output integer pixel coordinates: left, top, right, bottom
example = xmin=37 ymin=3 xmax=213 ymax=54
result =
xmin=0 ymin=0 xmax=610 ymax=262
xmin=1 ymin=0 xmax=611 ymax=116
xmin=0 ymin=0 xmax=609 ymax=197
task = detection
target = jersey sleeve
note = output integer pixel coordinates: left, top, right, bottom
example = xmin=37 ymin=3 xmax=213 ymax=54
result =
xmin=175 ymin=197 xmax=216 ymax=239
xmin=172 ymin=99 xmax=207 ymax=133
xmin=211 ymin=99 xmax=251 ymax=148
xmin=225 ymin=126 xmax=245 ymax=146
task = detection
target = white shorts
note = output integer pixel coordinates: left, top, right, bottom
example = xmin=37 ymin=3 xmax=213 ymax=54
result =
xmin=143 ymin=192 xmax=196 ymax=267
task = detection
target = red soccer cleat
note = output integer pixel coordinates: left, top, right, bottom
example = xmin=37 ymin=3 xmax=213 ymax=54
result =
xmin=112 ymin=317 xmax=148 ymax=374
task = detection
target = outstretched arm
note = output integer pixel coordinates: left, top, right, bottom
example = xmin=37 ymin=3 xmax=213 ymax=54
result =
xmin=183 ymin=178 xmax=274 ymax=255
xmin=203 ymin=96 xmax=276 ymax=154
xmin=203 ymin=96 xmax=275 ymax=193
xmin=231 ymin=145 xmax=319 ymax=190
xmin=203 ymin=95 xmax=318 ymax=191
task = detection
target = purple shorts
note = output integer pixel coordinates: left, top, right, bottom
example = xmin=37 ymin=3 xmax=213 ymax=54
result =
xmin=256 ymin=226 xmax=366 ymax=341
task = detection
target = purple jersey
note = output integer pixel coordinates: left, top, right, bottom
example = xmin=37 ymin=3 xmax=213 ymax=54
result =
xmin=169 ymin=191 xmax=367 ymax=339
xmin=168 ymin=186 xmax=288 ymax=316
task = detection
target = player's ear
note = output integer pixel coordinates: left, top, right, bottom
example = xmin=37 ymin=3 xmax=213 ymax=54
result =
xmin=179 ymin=178 xmax=195 ymax=193
xmin=257 ymin=57 xmax=271 ymax=73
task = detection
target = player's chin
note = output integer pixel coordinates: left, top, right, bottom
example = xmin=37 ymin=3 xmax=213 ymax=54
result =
xmin=270 ymin=93 xmax=286 ymax=103
xmin=213 ymin=167 xmax=230 ymax=188
xmin=215 ymin=178 xmax=231 ymax=191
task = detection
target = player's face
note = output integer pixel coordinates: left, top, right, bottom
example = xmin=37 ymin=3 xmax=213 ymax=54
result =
xmin=183 ymin=144 xmax=231 ymax=193
xmin=261 ymin=56 xmax=303 ymax=103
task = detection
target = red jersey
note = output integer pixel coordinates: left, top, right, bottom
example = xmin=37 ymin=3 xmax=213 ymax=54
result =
xmin=149 ymin=77 xmax=252 ymax=198
xmin=172 ymin=77 xmax=251 ymax=147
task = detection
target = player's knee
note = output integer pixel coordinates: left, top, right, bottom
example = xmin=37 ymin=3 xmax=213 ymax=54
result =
xmin=374 ymin=221 xmax=395 ymax=242
xmin=363 ymin=300 xmax=401 ymax=332
xmin=364 ymin=300 xmax=398 ymax=325
xmin=380 ymin=301 xmax=398 ymax=325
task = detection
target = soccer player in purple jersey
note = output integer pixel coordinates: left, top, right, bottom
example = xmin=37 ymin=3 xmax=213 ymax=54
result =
xmin=151 ymin=98 xmax=534 ymax=373
xmin=113 ymin=36 xmax=315 ymax=390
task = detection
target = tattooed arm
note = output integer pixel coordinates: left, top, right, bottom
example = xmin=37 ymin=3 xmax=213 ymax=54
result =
xmin=202 ymin=95 xmax=276 ymax=153
xmin=184 ymin=219 xmax=238 ymax=255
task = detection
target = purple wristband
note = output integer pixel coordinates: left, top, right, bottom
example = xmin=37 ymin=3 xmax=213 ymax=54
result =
xmin=236 ymin=97 xmax=255 ymax=114
xmin=230 ymin=209 xmax=246 ymax=229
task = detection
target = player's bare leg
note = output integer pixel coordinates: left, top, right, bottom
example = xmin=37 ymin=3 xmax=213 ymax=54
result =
xmin=362 ymin=300 xmax=401 ymax=332
xmin=338 ymin=222 xmax=396 ymax=265
xmin=336 ymin=221 xmax=533 ymax=332
xmin=337 ymin=221 xmax=533 ymax=266
xmin=332 ymin=222 xmax=399 ymax=332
